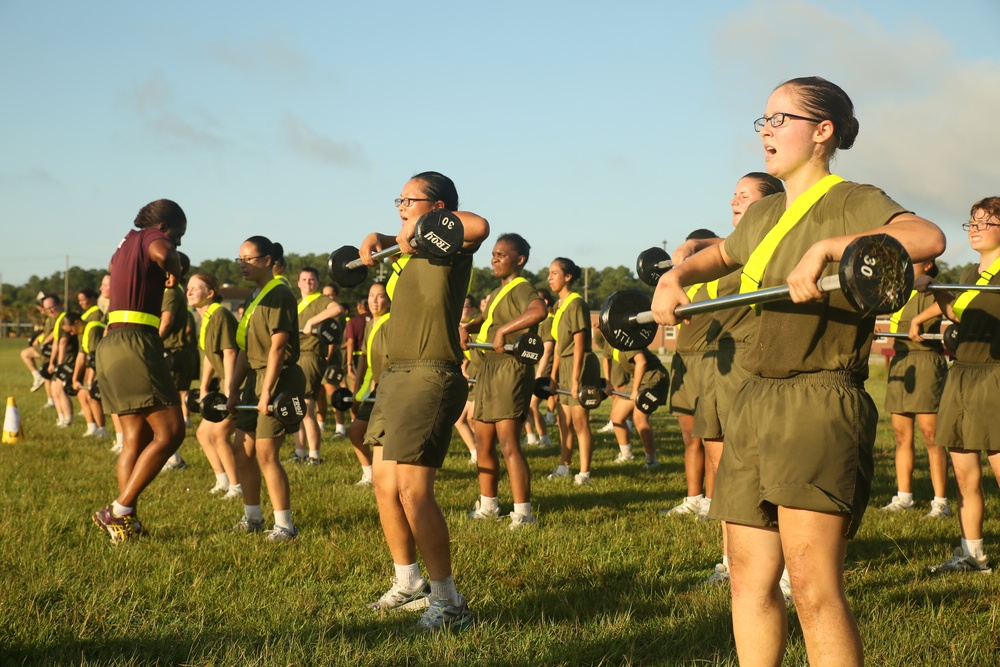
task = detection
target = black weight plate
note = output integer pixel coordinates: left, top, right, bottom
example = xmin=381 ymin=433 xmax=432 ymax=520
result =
xmin=327 ymin=245 xmax=368 ymax=287
xmin=838 ymin=234 xmax=914 ymax=316
xmin=635 ymin=247 xmax=671 ymax=287
xmin=413 ymin=210 xmax=464 ymax=258
xmin=599 ymin=290 xmax=657 ymax=352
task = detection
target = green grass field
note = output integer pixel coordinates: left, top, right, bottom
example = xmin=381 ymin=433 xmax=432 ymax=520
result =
xmin=1 ymin=338 xmax=999 ymax=666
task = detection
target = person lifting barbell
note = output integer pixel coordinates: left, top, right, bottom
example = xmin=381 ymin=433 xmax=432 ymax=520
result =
xmin=464 ymin=333 xmax=543 ymax=365
xmin=199 ymin=390 xmax=306 ymax=426
xmin=602 ymin=234 xmax=915 ymax=351
xmin=326 ymin=209 xmax=465 ymax=287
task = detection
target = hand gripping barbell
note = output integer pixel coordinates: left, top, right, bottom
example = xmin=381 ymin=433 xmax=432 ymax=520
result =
xmin=326 ymin=210 xmax=465 ymax=287
xmin=199 ymin=390 xmax=306 ymax=426
xmin=465 ymin=333 xmax=543 ymax=365
xmin=601 ymin=234 xmax=914 ymax=351
xmin=530 ymin=377 xmax=604 ymax=410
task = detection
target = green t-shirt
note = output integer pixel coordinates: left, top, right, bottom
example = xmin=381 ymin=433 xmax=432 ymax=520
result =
xmin=475 ymin=279 xmax=540 ymax=352
xmin=554 ymin=293 xmax=592 ymax=358
xmin=704 ymin=269 xmax=755 ymax=350
xmin=386 ymin=254 xmax=473 ymax=364
xmin=160 ymin=286 xmax=187 ymax=352
xmin=240 ymin=284 xmax=300 ymax=371
xmin=890 ymin=291 xmax=943 ymax=355
xmin=723 ymin=181 xmax=908 ymax=378
xmin=202 ymin=306 xmax=239 ymax=382
xmin=954 ymin=265 xmax=1000 ymax=364
xmin=297 ymin=293 xmax=331 ymax=355
xmin=361 ymin=315 xmax=391 ymax=386
xmin=675 ymin=283 xmax=713 ymax=355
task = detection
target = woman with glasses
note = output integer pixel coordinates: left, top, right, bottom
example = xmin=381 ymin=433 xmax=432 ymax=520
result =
xmin=465 ymin=233 xmax=547 ymax=528
xmin=360 ymin=171 xmax=489 ymax=632
xmin=227 ymin=237 xmax=305 ymax=541
xmin=926 ymin=197 xmax=1000 ymax=574
xmin=347 ymin=281 xmax=391 ymax=487
xmin=651 ymin=77 xmax=944 ymax=666
xmin=878 ymin=259 xmax=951 ymax=519
xmin=546 ymin=256 xmax=600 ymax=486
xmin=92 ymin=199 xmax=188 ymax=543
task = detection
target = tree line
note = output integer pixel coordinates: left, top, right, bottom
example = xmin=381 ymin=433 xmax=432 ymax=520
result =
xmin=0 ymin=255 xmax=976 ymax=331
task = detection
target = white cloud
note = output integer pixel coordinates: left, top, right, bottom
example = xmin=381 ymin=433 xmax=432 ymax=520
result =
xmin=126 ymin=73 xmax=228 ymax=149
xmin=282 ymin=114 xmax=366 ymax=167
xmin=207 ymin=35 xmax=308 ymax=80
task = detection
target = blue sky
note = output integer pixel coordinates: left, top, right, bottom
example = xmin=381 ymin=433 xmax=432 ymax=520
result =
xmin=2 ymin=0 xmax=998 ymax=287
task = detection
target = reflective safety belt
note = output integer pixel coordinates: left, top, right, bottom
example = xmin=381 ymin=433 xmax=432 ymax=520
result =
xmin=199 ymin=303 xmax=222 ymax=351
xmin=953 ymin=256 xmax=1000 ymax=319
xmin=236 ymin=278 xmax=284 ymax=350
xmin=108 ymin=310 xmax=161 ymax=328
xmin=740 ymin=174 xmax=844 ymax=293
xmin=297 ymin=292 xmax=321 ymax=314
xmin=356 ymin=313 xmax=391 ymax=402
xmin=888 ymin=291 xmax=918 ymax=333
xmin=386 ymin=255 xmax=412 ymax=300
xmin=551 ymin=292 xmax=582 ymax=343
xmin=476 ymin=277 xmax=527 ymax=344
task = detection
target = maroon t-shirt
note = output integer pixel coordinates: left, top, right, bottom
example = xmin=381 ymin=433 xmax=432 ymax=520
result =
xmin=107 ymin=228 xmax=171 ymax=330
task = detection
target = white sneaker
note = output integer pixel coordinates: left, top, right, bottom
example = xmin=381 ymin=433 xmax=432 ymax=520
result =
xmin=779 ymin=575 xmax=793 ymax=605
xmin=414 ymin=594 xmax=473 ymax=632
xmin=697 ymin=498 xmax=712 ymax=521
xmin=881 ymin=495 xmax=915 ymax=512
xmin=221 ymin=486 xmax=243 ymax=500
xmin=597 ymin=420 xmax=615 ymax=434
xmin=81 ymin=429 xmax=95 ymax=438
xmin=547 ymin=465 xmax=571 ymax=481
xmin=508 ymin=512 xmax=536 ymax=530
xmin=613 ymin=451 xmax=635 ymax=463
xmin=524 ymin=435 xmax=540 ymax=447
xmin=642 ymin=460 xmax=661 ymax=470
xmin=161 ymin=456 xmax=188 ymax=471
xmin=367 ymin=578 xmax=431 ymax=612
xmin=703 ymin=563 xmax=730 ymax=586
xmin=94 ymin=427 xmax=109 ymax=439
xmin=209 ymin=481 xmax=229 ymax=495
xmin=30 ymin=375 xmax=45 ymax=392
xmin=926 ymin=500 xmax=953 ymax=519
xmin=573 ymin=472 xmax=591 ymax=486
xmin=110 ymin=442 xmax=123 ymax=455
xmin=544 ymin=412 xmax=555 ymax=424
xmin=539 ymin=435 xmax=552 ymax=448
xmin=928 ymin=547 xmax=993 ymax=574
xmin=660 ymin=497 xmax=704 ymax=517
xmin=468 ymin=501 xmax=500 ymax=520
xmin=355 ymin=476 xmax=373 ymax=487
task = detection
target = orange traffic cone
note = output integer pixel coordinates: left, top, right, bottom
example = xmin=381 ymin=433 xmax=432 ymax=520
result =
xmin=3 ymin=397 xmax=24 ymax=444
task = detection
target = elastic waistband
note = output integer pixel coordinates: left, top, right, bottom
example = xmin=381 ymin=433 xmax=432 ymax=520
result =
xmin=748 ymin=370 xmax=864 ymax=389
xmin=108 ymin=310 xmax=161 ymax=328
xmin=388 ymin=359 xmax=463 ymax=372
xmin=951 ymin=361 xmax=1000 ymax=371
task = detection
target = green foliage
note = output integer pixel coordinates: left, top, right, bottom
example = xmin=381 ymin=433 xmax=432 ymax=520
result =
xmin=1 ymin=342 xmax=999 ymax=666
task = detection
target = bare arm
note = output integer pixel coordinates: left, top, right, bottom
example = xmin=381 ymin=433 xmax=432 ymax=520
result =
xmin=652 ymin=243 xmax=739 ymax=326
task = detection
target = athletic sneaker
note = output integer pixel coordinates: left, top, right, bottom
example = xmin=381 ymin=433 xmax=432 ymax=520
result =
xmin=332 ymin=429 xmax=347 ymax=440
xmin=613 ymin=451 xmax=635 ymax=463
xmin=355 ymin=476 xmax=373 ymax=487
xmin=926 ymin=500 xmax=953 ymax=519
xmin=779 ymin=575 xmax=793 ymax=605
xmin=880 ymin=495 xmax=915 ymax=512
xmin=93 ymin=427 xmax=109 ymax=439
xmin=367 ymin=578 xmax=431 ymax=612
xmin=289 ymin=452 xmax=309 ymax=465
xmin=221 ymin=486 xmax=243 ymax=500
xmin=703 ymin=563 xmax=730 ymax=586
xmin=233 ymin=515 xmax=266 ymax=533
xmin=266 ymin=525 xmax=298 ymax=542
xmin=642 ymin=460 xmax=661 ymax=470
xmin=539 ymin=435 xmax=553 ymax=448
xmin=92 ymin=506 xmax=140 ymax=543
xmin=468 ymin=501 xmax=500 ymax=520
xmin=414 ymin=594 xmax=473 ymax=632
xmin=547 ymin=465 xmax=571 ymax=480
xmin=524 ymin=434 xmax=540 ymax=447
xmin=597 ymin=420 xmax=615 ymax=434
xmin=544 ymin=411 xmax=555 ymax=424
xmin=30 ymin=375 xmax=45 ymax=392
xmin=660 ymin=497 xmax=705 ymax=517
xmin=928 ymin=547 xmax=993 ymax=574
xmin=573 ymin=472 xmax=591 ymax=486
xmin=697 ymin=499 xmax=712 ymax=522
xmin=305 ymin=456 xmax=323 ymax=466
xmin=110 ymin=442 xmax=123 ymax=455
xmin=508 ymin=513 xmax=536 ymax=530
xmin=208 ymin=482 xmax=229 ymax=495
xmin=81 ymin=429 xmax=94 ymax=438
xmin=162 ymin=456 xmax=187 ymax=471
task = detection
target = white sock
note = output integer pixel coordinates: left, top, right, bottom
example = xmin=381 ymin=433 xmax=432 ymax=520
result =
xmin=429 ymin=575 xmax=460 ymax=606
xmin=514 ymin=502 xmax=531 ymax=517
xmin=309 ymin=450 xmax=320 ymax=460
xmin=525 ymin=433 xmax=539 ymax=445
xmin=244 ymin=504 xmax=263 ymax=522
xmin=85 ymin=422 xmax=97 ymax=434
xmin=645 ymin=453 xmax=657 ymax=465
xmin=962 ymin=538 xmax=986 ymax=561
xmin=316 ymin=419 xmax=326 ymax=431
xmin=32 ymin=370 xmax=43 ymax=380
xmin=722 ymin=554 xmax=729 ymax=569
xmin=554 ymin=464 xmax=569 ymax=475
xmin=541 ymin=435 xmax=552 ymax=446
xmin=576 ymin=471 xmax=590 ymax=480
xmin=273 ymin=509 xmax=293 ymax=531
xmin=469 ymin=450 xmax=478 ymax=464
xmin=335 ymin=424 xmax=347 ymax=435
xmin=228 ymin=483 xmax=242 ymax=494
xmin=480 ymin=496 xmax=499 ymax=512
xmin=215 ymin=473 xmax=230 ymax=487
xmin=295 ymin=447 xmax=307 ymax=458
xmin=394 ymin=562 xmax=423 ymax=590
xmin=619 ymin=444 xmax=632 ymax=456
xmin=897 ymin=491 xmax=913 ymax=504
xmin=702 ymin=498 xmax=712 ymax=512
xmin=116 ymin=431 xmax=124 ymax=446
xmin=687 ymin=494 xmax=705 ymax=505
xmin=46 ymin=398 xmax=54 ymax=407
xmin=112 ymin=501 xmax=133 ymax=517
xmin=361 ymin=465 xmax=373 ymax=481
xmin=933 ymin=496 xmax=948 ymax=506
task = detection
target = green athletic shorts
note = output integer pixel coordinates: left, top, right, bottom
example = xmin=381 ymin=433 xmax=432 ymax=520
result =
xmin=694 ymin=345 xmax=749 ymax=440
xmin=936 ymin=362 xmax=1000 ymax=452
xmin=474 ymin=353 xmax=532 ymax=422
xmin=96 ymin=326 xmax=179 ymax=415
xmin=709 ymin=371 xmax=876 ymax=539
xmin=235 ymin=364 xmax=306 ymax=439
xmin=364 ymin=360 xmax=468 ymax=468
xmin=557 ymin=352 xmax=601 ymax=408
xmin=884 ymin=350 xmax=947 ymax=414
xmin=298 ymin=350 xmax=327 ymax=400
xmin=668 ymin=351 xmax=704 ymax=416
xmin=167 ymin=346 xmax=199 ymax=392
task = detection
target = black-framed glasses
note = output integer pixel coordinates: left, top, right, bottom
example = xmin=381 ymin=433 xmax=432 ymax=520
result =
xmin=394 ymin=197 xmax=433 ymax=208
xmin=234 ymin=255 xmax=264 ymax=264
xmin=962 ymin=221 xmax=1000 ymax=232
xmin=753 ymin=112 xmax=823 ymax=133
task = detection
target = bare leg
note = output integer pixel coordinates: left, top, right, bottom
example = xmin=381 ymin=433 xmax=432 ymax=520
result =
xmin=115 ymin=406 xmax=185 ymax=507
xmin=474 ymin=421 xmax=500 ymax=497
xmin=255 ymin=435 xmax=290 ymax=511
xmin=890 ymin=412 xmax=915 ymax=494
xmin=676 ymin=413 xmax=704 ymax=497
xmin=396 ymin=463 xmax=452 ymax=581
xmin=497 ymin=418 xmax=530 ymax=503
xmin=572 ymin=405 xmax=592 ymax=474
xmin=348 ymin=418 xmax=372 ymax=468
xmin=728 ymin=523 xmax=786 ymax=667
xmin=951 ymin=449 xmax=985 ymax=541
xmin=372 ymin=447 xmax=417 ymax=565
xmin=916 ymin=412 xmax=948 ymax=499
